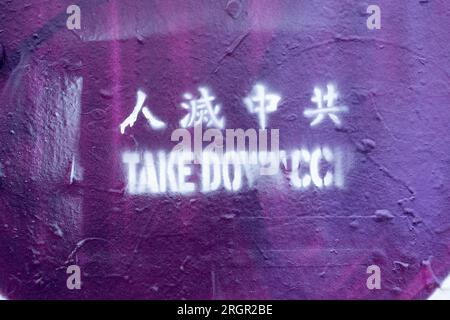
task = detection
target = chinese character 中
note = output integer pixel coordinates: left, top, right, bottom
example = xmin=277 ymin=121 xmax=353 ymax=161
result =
xmin=303 ymin=84 xmax=348 ymax=127
xmin=120 ymin=90 xmax=166 ymax=134
xmin=244 ymin=84 xmax=281 ymax=129
xmin=179 ymin=87 xmax=225 ymax=129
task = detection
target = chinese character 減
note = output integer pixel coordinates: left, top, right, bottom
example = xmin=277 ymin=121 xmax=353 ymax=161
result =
xmin=180 ymin=87 xmax=225 ymax=129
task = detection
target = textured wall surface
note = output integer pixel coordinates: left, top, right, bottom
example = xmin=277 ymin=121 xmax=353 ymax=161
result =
xmin=0 ymin=0 xmax=449 ymax=299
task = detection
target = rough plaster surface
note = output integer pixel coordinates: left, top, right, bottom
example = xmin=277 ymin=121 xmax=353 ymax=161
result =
xmin=0 ymin=0 xmax=449 ymax=299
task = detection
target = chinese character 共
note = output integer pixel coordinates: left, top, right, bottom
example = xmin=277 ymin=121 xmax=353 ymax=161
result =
xmin=303 ymin=84 xmax=348 ymax=127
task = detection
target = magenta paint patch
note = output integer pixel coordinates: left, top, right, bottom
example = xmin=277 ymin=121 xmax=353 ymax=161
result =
xmin=0 ymin=0 xmax=450 ymax=300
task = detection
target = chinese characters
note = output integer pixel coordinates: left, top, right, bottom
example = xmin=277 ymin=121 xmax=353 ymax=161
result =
xmin=120 ymin=83 xmax=347 ymax=134
xmin=244 ymin=84 xmax=281 ymax=129
xmin=119 ymin=82 xmax=351 ymax=195
xmin=303 ymin=84 xmax=348 ymax=127
xmin=180 ymin=87 xmax=225 ymax=129
xmin=120 ymin=89 xmax=166 ymax=135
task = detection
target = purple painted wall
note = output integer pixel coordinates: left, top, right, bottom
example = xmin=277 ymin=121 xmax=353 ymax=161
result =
xmin=0 ymin=0 xmax=449 ymax=299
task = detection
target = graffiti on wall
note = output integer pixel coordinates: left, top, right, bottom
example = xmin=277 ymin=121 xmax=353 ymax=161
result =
xmin=120 ymin=83 xmax=350 ymax=195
